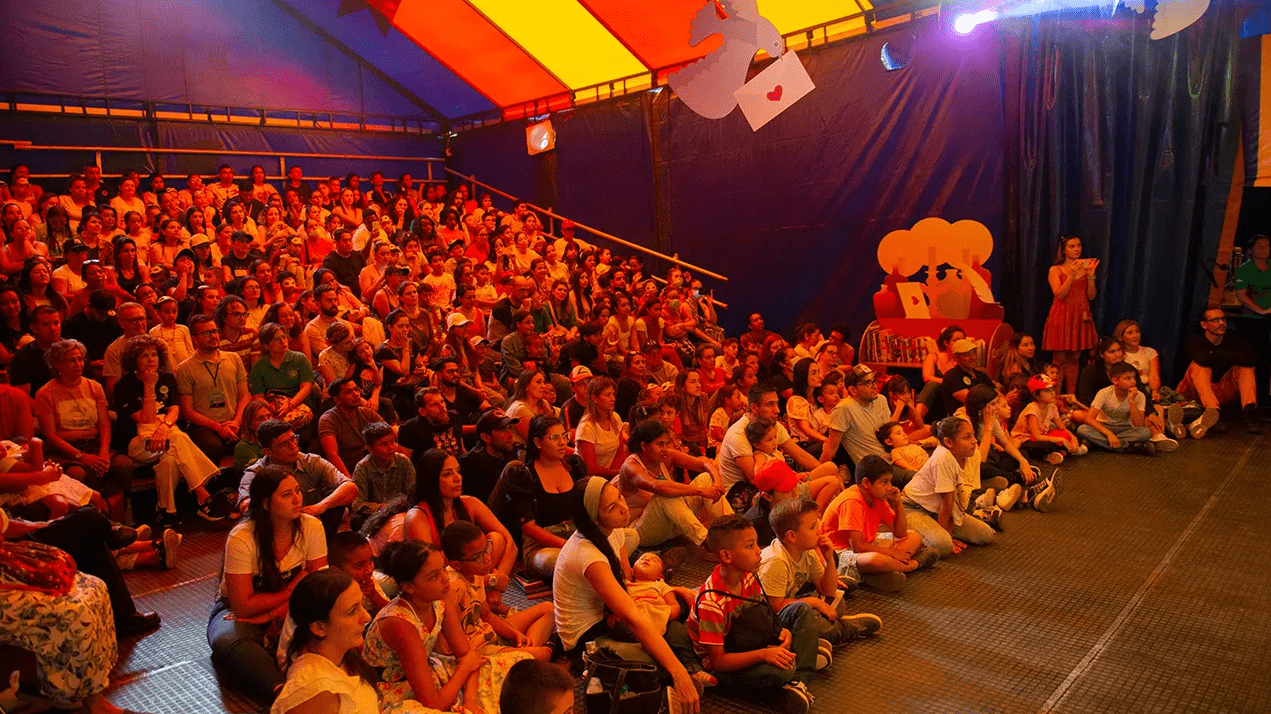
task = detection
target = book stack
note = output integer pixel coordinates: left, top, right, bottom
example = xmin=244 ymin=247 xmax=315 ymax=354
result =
xmin=513 ymin=572 xmax=552 ymax=600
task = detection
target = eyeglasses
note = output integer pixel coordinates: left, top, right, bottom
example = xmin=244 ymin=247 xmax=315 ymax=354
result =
xmin=542 ymin=432 xmax=567 ymax=443
xmin=454 ymin=541 xmax=494 ymax=563
xmin=195 ymin=328 xmax=220 ymax=337
xmin=1205 ymin=316 xmax=1227 ymax=323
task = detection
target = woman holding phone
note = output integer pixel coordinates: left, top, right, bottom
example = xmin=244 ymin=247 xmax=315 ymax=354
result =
xmin=1043 ymin=235 xmax=1098 ymax=394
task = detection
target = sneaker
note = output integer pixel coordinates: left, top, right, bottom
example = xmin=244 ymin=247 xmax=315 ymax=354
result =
xmin=1031 ymin=480 xmax=1056 ymax=513
xmin=912 ymin=547 xmax=940 ymax=569
xmin=780 ymin=682 xmax=813 ymax=714
xmin=1189 ymin=407 xmax=1220 ymax=439
xmin=1046 ymin=451 xmax=1065 ymax=465
xmin=1150 ymin=433 xmax=1179 ymax=452
xmin=134 ymin=524 xmax=152 ymax=542
xmin=691 ymin=671 xmax=718 ymax=689
xmin=974 ymin=488 xmax=997 ymax=510
xmin=107 ymin=525 xmax=138 ymax=550
xmin=1048 ymin=468 xmax=1063 ymax=498
xmin=971 ymin=506 xmax=1002 ymax=531
xmin=815 ymin=638 xmax=833 ymax=670
xmin=1244 ymin=405 xmax=1268 ymax=434
xmin=197 ymin=496 xmax=229 ymax=522
xmin=158 ymin=528 xmax=182 ymax=569
xmin=1072 ymin=443 xmax=1089 ymax=456
xmin=156 ymin=510 xmax=180 ymax=529
xmin=1166 ymin=403 xmax=1186 ymax=439
xmin=861 ymin=571 xmax=907 ymax=591
xmin=1128 ymin=440 xmax=1157 ymax=456
xmin=839 ymin=613 xmax=882 ymax=639
xmin=996 ymin=483 xmax=1023 ymax=511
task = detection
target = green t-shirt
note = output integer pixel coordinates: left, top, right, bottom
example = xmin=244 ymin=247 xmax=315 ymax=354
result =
xmin=248 ymin=350 xmax=315 ymax=396
xmin=1234 ymin=259 xmax=1271 ymax=318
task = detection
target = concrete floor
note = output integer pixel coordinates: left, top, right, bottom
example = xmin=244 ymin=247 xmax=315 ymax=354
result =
xmin=105 ymin=429 xmax=1271 ymax=714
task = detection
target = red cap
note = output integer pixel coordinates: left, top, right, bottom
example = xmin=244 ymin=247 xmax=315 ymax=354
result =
xmin=1027 ymin=374 xmax=1055 ymax=393
xmin=753 ymin=459 xmax=800 ymax=493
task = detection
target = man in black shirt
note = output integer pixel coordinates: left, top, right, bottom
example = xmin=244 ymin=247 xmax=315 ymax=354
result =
xmin=940 ymin=338 xmax=995 ymax=416
xmin=321 ymin=229 xmax=365 ymax=293
xmin=222 ymin=180 xmax=266 ymax=225
xmin=1178 ymin=308 xmax=1264 ymax=434
xmin=458 ymin=410 xmax=517 ymax=503
xmin=399 ymin=387 xmax=463 ymax=459
xmin=10 ymin=305 xmax=61 ymax=395
xmin=283 ymin=166 xmax=311 ymax=203
xmin=221 ymin=231 xmax=263 ymax=280
xmin=62 ymin=290 xmax=122 ymax=376
xmin=433 ymin=357 xmax=490 ymax=441
xmin=559 ymin=321 xmax=607 ymax=376
xmin=487 ymin=276 xmax=536 ymax=344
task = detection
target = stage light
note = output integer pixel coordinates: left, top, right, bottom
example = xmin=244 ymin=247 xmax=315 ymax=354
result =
xmin=526 ymin=119 xmax=555 ymax=156
xmin=953 ymin=9 xmax=998 ymax=33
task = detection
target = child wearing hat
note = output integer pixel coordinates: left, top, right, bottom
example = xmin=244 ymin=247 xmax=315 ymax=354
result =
xmin=1011 ymin=374 xmax=1087 ymax=464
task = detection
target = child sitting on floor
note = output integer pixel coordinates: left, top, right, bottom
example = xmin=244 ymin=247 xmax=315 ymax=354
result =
xmin=1041 ymin=362 xmax=1090 ymax=430
xmin=746 ymin=417 xmax=843 ymax=511
xmin=820 ymin=455 xmax=936 ymax=592
xmin=688 ymin=515 xmax=824 ymax=714
xmin=1076 ymin=362 xmax=1156 ymax=455
xmin=1011 ymin=374 xmax=1087 ymax=464
xmin=440 ymin=521 xmax=555 ymax=662
xmin=757 ymin=498 xmax=882 ymax=649
xmin=745 ymin=461 xmax=804 ymax=548
xmin=876 ymin=421 xmax=937 ymax=473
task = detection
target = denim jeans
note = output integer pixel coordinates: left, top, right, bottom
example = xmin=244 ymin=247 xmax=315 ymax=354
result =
xmin=902 ymin=500 xmax=995 ymax=557
xmin=207 ymin=598 xmax=285 ymax=700
xmin=1076 ymin=422 xmax=1151 ymax=452
xmin=712 ymin=600 xmax=821 ymax=689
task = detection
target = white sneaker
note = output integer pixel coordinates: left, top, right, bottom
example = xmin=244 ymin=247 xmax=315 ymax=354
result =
xmin=160 ymin=528 xmax=181 ymax=569
xmin=1166 ymin=404 xmax=1186 ymax=439
xmin=1150 ymin=433 xmax=1179 ymax=452
xmin=997 ymin=483 xmax=1024 ymax=510
xmin=1189 ymin=407 xmax=1220 ymax=439
xmin=815 ymin=638 xmax=833 ymax=670
xmin=1072 ymin=443 xmax=1089 ymax=456
xmin=975 ymin=488 xmax=997 ymax=510
xmin=781 ymin=682 xmax=813 ymax=714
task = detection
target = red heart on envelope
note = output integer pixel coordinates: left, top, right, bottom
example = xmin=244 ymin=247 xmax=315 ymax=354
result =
xmin=767 ymin=85 xmax=783 ymax=101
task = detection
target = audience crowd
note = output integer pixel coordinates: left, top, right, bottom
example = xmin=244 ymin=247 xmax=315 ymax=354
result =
xmin=0 ymin=163 xmax=1267 ymax=714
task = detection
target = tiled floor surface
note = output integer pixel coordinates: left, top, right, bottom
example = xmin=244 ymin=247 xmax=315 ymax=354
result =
xmin=100 ymin=430 xmax=1270 ymax=714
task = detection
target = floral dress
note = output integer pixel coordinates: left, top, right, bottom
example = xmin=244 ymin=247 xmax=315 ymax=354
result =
xmin=363 ymin=597 xmax=527 ymax=713
xmin=0 ymin=572 xmax=116 ymax=706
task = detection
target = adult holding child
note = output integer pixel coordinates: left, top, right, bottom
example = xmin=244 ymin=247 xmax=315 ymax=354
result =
xmin=1043 ymin=235 xmax=1099 ymax=394
xmin=551 ymin=476 xmax=704 ymax=712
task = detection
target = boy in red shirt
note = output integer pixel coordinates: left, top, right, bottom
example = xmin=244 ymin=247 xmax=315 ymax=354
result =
xmin=688 ymin=515 xmax=821 ymax=714
xmin=820 ymin=455 xmax=937 ymax=592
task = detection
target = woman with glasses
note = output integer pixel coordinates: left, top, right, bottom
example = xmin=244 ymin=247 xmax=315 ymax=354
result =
xmin=402 ymin=449 xmax=518 ymax=603
xmin=33 ymin=338 xmax=133 ymax=519
xmin=491 ymin=416 xmax=587 ymax=579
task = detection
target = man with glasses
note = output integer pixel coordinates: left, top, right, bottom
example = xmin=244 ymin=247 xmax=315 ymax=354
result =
xmin=177 ymin=313 xmax=252 ymax=462
xmin=239 ymin=419 xmax=356 ymax=539
xmin=1175 ymin=308 xmax=1265 ymax=436
xmin=820 ymin=365 xmax=919 ymax=487
xmin=101 ymin=302 xmax=150 ymax=395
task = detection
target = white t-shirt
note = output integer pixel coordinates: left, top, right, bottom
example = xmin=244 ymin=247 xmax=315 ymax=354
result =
xmin=575 ymin=411 xmax=625 ymax=471
xmin=1011 ymin=401 xmax=1061 ymax=439
xmin=220 ymin=514 xmax=327 ymax=597
xmin=553 ymin=529 xmax=629 ymax=649
xmin=422 ymin=272 xmax=457 ymax=308
xmin=718 ymin=413 xmax=792 ymax=492
xmin=758 ymin=538 xmax=826 ymax=599
xmin=270 ymin=653 xmax=378 ymax=714
xmin=1091 ymin=385 xmax=1145 ymax=427
xmin=52 ymin=264 xmax=86 ymax=295
xmin=708 ymin=408 xmax=731 ymax=449
xmin=1121 ymin=346 xmax=1158 ymax=382
xmin=903 ymin=446 xmax=963 ymax=525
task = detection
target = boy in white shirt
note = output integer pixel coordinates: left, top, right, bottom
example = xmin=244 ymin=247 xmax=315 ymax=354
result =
xmin=1076 ymin=362 xmax=1155 ymax=455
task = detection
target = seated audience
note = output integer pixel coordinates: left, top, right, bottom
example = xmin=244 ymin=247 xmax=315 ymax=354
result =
xmin=458 ymin=410 xmax=518 ymax=503
xmin=820 ymin=366 xmax=916 ymax=485
xmin=351 ymin=421 xmax=416 ymax=520
xmin=239 ymin=419 xmax=357 ymax=538
xmin=615 ymin=419 xmax=728 ymax=547
xmin=720 ymin=383 xmax=822 ymax=511
xmin=1078 ymin=362 xmax=1157 ymax=455
xmin=900 ymin=418 xmax=996 ymax=557
xmin=1176 ymin=308 xmax=1264 ymax=435
xmin=177 ymin=312 xmax=252 ymax=463
xmin=317 ymin=377 xmax=386 ymax=479
xmin=939 ymin=338 xmax=995 ymax=417
xmin=575 ymin=376 xmax=628 ymax=477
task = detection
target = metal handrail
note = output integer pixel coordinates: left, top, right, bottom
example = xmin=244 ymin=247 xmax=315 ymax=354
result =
xmin=445 ymin=167 xmax=729 ymax=283
xmin=1 ymin=140 xmax=446 ymax=184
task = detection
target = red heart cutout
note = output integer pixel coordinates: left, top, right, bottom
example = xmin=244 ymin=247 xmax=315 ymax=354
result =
xmin=767 ymin=85 xmax=783 ymax=101
xmin=910 ymin=296 xmax=920 ymax=305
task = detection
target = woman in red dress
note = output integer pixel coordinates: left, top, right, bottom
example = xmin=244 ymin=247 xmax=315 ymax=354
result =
xmin=1043 ymin=235 xmax=1099 ymax=393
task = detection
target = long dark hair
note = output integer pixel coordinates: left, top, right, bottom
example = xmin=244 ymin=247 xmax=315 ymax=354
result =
xmin=570 ymin=478 xmax=626 ymax=590
xmin=284 ymin=569 xmax=378 ymax=686
xmin=963 ymin=384 xmax=999 ymax=436
xmin=792 ymin=357 xmax=817 ymax=402
xmin=247 ymin=465 xmax=301 ymax=593
xmin=524 ymin=415 xmax=563 ymax=463
xmin=413 ymin=448 xmax=470 ymax=541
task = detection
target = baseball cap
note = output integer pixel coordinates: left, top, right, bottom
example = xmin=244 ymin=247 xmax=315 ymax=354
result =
xmin=65 ymin=241 xmax=90 ymax=253
xmin=951 ymin=338 xmax=978 ymax=354
xmin=1027 ymin=374 xmax=1056 ymax=393
xmin=231 ymin=230 xmax=253 ymax=243
xmin=175 ymin=248 xmax=196 ymax=264
xmin=475 ymin=410 xmax=517 ymax=436
xmin=753 ymin=459 xmax=800 ymax=493
xmin=446 ymin=313 xmax=472 ymax=330
xmin=570 ymin=366 xmax=594 ymax=382
xmin=561 ymin=220 xmax=575 ymax=230
xmin=843 ymin=364 xmax=876 ymax=388
xmin=469 ymin=335 xmax=489 ymax=349
xmin=189 ymin=233 xmax=211 ymax=248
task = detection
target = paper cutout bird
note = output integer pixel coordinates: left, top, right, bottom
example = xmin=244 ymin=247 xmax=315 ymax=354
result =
xmin=668 ymin=0 xmax=785 ymax=119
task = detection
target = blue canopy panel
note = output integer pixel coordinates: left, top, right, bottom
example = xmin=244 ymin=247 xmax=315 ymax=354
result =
xmin=278 ymin=0 xmax=494 ymax=120
xmin=0 ymin=0 xmax=442 ymax=120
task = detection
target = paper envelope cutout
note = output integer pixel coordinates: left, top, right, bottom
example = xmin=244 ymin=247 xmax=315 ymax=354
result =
xmin=895 ymin=282 xmax=931 ymax=319
xmin=733 ymin=51 xmax=815 ymax=131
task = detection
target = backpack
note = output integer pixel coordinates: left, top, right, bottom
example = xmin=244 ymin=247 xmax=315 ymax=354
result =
xmin=694 ymin=587 xmax=783 ymax=653
xmin=0 ymin=540 xmax=78 ymax=596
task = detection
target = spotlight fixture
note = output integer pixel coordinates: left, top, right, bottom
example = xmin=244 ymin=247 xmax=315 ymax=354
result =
xmin=526 ymin=119 xmax=555 ymax=156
